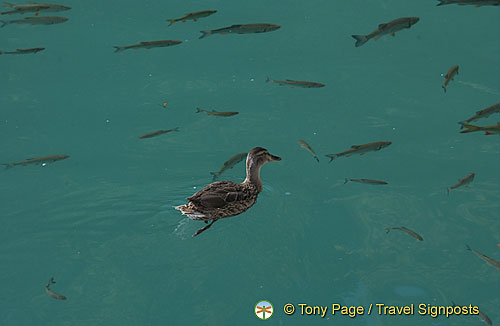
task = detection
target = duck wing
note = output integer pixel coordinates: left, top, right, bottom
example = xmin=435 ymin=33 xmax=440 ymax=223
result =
xmin=187 ymin=181 xmax=251 ymax=209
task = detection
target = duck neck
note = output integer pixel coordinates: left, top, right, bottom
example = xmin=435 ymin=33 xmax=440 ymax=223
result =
xmin=243 ymin=159 xmax=263 ymax=192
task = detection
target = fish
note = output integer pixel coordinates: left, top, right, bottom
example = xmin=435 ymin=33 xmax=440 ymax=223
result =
xmin=352 ymin=17 xmax=420 ymax=47
xmin=325 ymin=141 xmax=392 ymax=162
xmin=113 ymin=40 xmax=181 ymax=53
xmin=442 ymin=65 xmax=459 ymax=92
xmin=138 ymin=127 xmax=179 ymax=139
xmin=344 ymin=178 xmax=388 ymax=185
xmin=297 ymin=140 xmax=319 ymax=162
xmin=386 ymin=227 xmax=423 ymax=241
xmin=1 ymin=3 xmax=71 ymax=15
xmin=1 ymin=15 xmax=67 ymax=27
xmin=451 ymin=302 xmax=491 ymax=326
xmin=199 ymin=23 xmax=280 ymax=39
xmin=266 ymin=77 xmax=325 ymax=88
xmin=460 ymin=122 xmax=500 ymax=135
xmin=466 ymin=245 xmax=500 ymax=271
xmin=447 ymin=173 xmax=475 ymax=195
xmin=210 ymin=152 xmax=247 ymax=180
xmin=0 ymin=47 xmax=45 ymax=54
xmin=437 ymin=0 xmax=500 ymax=6
xmin=196 ymin=108 xmax=239 ymax=117
xmin=3 ymin=154 xmax=69 ymax=169
xmin=167 ymin=10 xmax=216 ymax=26
xmin=45 ymin=277 xmax=67 ymax=300
xmin=459 ymin=102 xmax=500 ymax=127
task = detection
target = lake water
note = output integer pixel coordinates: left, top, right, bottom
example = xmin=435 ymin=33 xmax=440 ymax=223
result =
xmin=1 ymin=0 xmax=499 ymax=325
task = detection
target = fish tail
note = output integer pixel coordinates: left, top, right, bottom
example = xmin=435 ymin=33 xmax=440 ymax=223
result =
xmin=442 ymin=85 xmax=447 ymax=93
xmin=113 ymin=46 xmax=125 ymax=53
xmin=173 ymin=127 xmax=180 ymax=132
xmin=465 ymin=244 xmax=472 ymax=251
xmin=436 ymin=0 xmax=446 ymax=6
xmin=2 ymin=163 xmax=13 ymax=169
xmin=210 ymin=172 xmax=219 ymax=181
xmin=447 ymin=187 xmax=450 ymax=196
xmin=344 ymin=178 xmax=349 ymax=184
xmin=314 ymin=156 xmax=319 ymax=163
xmin=0 ymin=20 xmax=7 ymax=28
xmin=167 ymin=19 xmax=176 ymax=27
xmin=3 ymin=3 xmax=14 ymax=8
xmin=485 ymin=131 xmax=493 ymax=135
xmin=199 ymin=30 xmax=212 ymax=39
xmin=266 ymin=76 xmax=272 ymax=83
xmin=385 ymin=228 xmax=391 ymax=234
xmin=459 ymin=123 xmax=481 ymax=134
xmin=196 ymin=108 xmax=201 ymax=113
xmin=351 ymin=34 xmax=368 ymax=47
xmin=325 ymin=154 xmax=337 ymax=163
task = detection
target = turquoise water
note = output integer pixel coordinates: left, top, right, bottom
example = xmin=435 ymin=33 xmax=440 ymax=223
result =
xmin=1 ymin=0 xmax=499 ymax=325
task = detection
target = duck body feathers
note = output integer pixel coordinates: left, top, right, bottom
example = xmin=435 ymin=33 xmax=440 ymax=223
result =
xmin=176 ymin=180 xmax=259 ymax=221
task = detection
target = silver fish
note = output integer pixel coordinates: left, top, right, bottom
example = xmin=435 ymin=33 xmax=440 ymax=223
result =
xmin=459 ymin=102 xmax=500 ymax=127
xmin=196 ymin=108 xmax=239 ymax=117
xmin=460 ymin=122 xmax=500 ymax=135
xmin=1 ymin=15 xmax=67 ymax=27
xmin=1 ymin=3 xmax=71 ymax=15
xmin=344 ymin=178 xmax=388 ymax=185
xmin=386 ymin=226 xmax=423 ymax=241
xmin=210 ymin=152 xmax=247 ymax=180
xmin=0 ymin=47 xmax=45 ymax=54
xmin=45 ymin=277 xmax=67 ymax=300
xmin=466 ymin=245 xmax=500 ymax=272
xmin=267 ymin=77 xmax=325 ymax=88
xmin=114 ymin=40 xmax=181 ymax=53
xmin=199 ymin=23 xmax=280 ymax=39
xmin=325 ymin=141 xmax=392 ymax=162
xmin=352 ymin=17 xmax=420 ymax=47
xmin=167 ymin=10 xmax=216 ymax=26
xmin=298 ymin=140 xmax=319 ymax=162
xmin=447 ymin=172 xmax=474 ymax=195
xmin=442 ymin=65 xmax=459 ymax=92
xmin=139 ymin=127 xmax=179 ymax=139
xmin=437 ymin=0 xmax=500 ymax=6
xmin=3 ymin=154 xmax=69 ymax=169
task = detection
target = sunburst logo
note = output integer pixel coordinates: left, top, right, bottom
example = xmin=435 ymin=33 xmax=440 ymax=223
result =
xmin=255 ymin=300 xmax=274 ymax=320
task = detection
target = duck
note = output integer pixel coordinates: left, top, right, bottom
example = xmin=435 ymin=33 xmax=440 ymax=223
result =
xmin=175 ymin=147 xmax=281 ymax=237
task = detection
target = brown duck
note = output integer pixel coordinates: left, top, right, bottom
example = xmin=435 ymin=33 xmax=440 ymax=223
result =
xmin=175 ymin=147 xmax=281 ymax=237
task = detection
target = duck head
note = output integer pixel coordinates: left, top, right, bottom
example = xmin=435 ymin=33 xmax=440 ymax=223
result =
xmin=244 ymin=147 xmax=281 ymax=191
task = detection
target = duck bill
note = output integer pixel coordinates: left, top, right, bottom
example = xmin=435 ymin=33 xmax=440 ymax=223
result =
xmin=269 ymin=154 xmax=282 ymax=162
